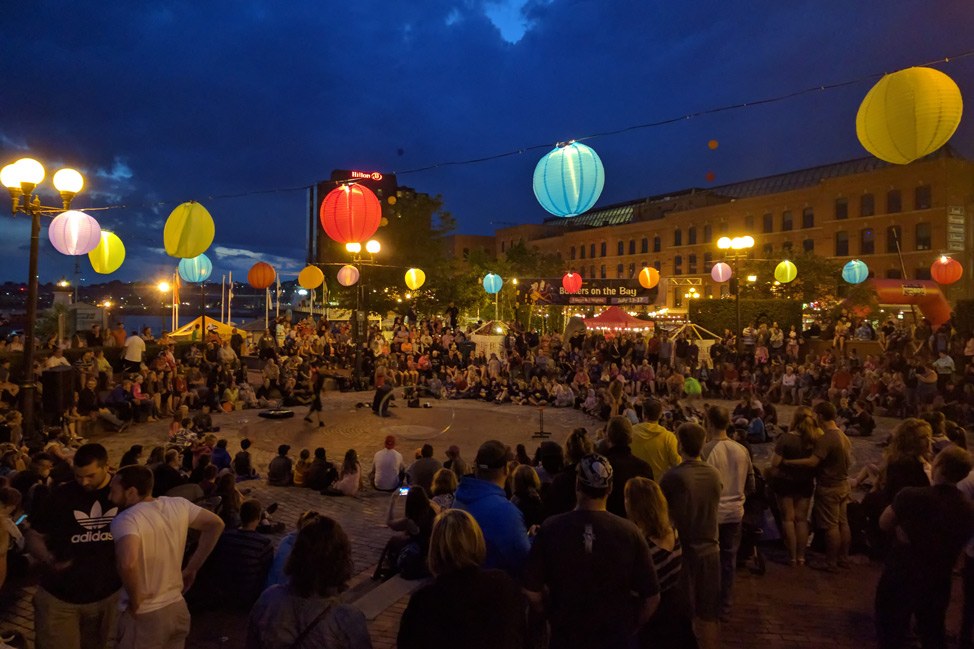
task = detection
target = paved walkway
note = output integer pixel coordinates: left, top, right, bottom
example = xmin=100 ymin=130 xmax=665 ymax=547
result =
xmin=0 ymin=392 xmax=962 ymax=648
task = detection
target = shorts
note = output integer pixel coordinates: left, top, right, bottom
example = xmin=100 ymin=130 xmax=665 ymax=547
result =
xmin=814 ymin=484 xmax=851 ymax=530
xmin=681 ymin=550 xmax=720 ymax=622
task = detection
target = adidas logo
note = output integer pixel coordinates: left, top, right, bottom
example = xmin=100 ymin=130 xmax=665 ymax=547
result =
xmin=73 ymin=501 xmax=117 ymax=531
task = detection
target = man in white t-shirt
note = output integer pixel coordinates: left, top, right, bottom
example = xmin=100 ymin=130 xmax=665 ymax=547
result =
xmin=122 ymin=332 xmax=145 ymax=374
xmin=109 ymin=465 xmax=224 ymax=649
xmin=702 ymin=405 xmax=754 ymax=620
xmin=370 ymin=435 xmax=404 ymax=491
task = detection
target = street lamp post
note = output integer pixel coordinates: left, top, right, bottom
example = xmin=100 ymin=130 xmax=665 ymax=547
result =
xmin=1 ymin=158 xmax=85 ymax=442
xmin=346 ymin=239 xmax=381 ymax=389
xmin=716 ymin=235 xmax=755 ymax=356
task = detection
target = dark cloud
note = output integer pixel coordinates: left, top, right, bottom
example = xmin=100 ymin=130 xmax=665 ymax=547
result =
xmin=0 ymin=0 xmax=972 ymax=284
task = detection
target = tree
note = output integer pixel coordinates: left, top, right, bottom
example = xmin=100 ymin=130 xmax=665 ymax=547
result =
xmin=738 ymin=251 xmax=841 ymax=303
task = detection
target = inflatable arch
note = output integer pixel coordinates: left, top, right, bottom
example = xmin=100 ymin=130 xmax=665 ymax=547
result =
xmin=868 ymin=279 xmax=951 ymax=328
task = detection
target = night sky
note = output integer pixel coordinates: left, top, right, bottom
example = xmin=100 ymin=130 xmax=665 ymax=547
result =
xmin=2 ymin=0 xmax=973 ymax=285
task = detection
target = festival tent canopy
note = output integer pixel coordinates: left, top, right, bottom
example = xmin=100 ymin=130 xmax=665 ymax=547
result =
xmin=169 ymin=315 xmax=235 ymax=340
xmin=582 ymin=306 xmax=653 ymax=331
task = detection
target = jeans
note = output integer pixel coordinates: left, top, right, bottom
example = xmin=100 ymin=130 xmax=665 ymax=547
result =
xmin=718 ymin=522 xmax=743 ymax=615
xmin=875 ymin=567 xmax=951 ymax=649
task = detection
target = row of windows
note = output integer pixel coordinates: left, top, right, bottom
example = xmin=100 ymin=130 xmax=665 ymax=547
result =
xmin=834 ymin=223 xmax=931 ymax=256
xmin=569 ymin=223 xmax=724 ymax=260
xmin=834 ymin=186 xmax=932 ymax=220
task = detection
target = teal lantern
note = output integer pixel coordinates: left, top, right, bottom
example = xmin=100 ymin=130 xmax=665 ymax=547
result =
xmin=842 ymin=259 xmax=869 ymax=284
xmin=178 ymin=253 xmax=213 ymax=283
xmin=482 ymin=272 xmax=503 ymax=294
xmin=533 ymin=141 xmax=605 ymax=217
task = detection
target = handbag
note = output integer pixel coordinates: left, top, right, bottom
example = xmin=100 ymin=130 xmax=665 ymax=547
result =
xmin=289 ymin=597 xmax=338 ymax=649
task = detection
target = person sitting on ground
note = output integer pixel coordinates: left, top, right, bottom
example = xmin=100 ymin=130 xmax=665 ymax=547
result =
xmin=292 ymin=449 xmax=311 ymax=487
xmin=247 ymin=515 xmax=372 ymax=649
xmin=211 ymin=439 xmax=232 ymax=472
xmin=398 ymin=509 xmax=528 ymax=649
xmin=119 ymin=445 xmax=143 ymax=468
xmin=202 ymin=498 xmax=274 ymax=611
xmin=406 ymin=444 xmax=442 ymax=496
xmin=213 ymin=473 xmax=244 ymax=529
xmin=370 ymin=436 xmax=404 ymax=492
xmin=265 ymin=510 xmax=321 ymax=589
xmin=152 ymin=449 xmax=187 ymax=498
xmin=430 ymin=469 xmax=457 ymax=511
xmin=233 ymin=438 xmax=259 ymax=480
xmin=381 ymin=486 xmax=437 ymax=580
xmin=303 ymin=448 xmax=338 ymax=492
xmin=267 ymin=444 xmax=293 ymax=487
xmin=324 ymin=450 xmax=362 ymax=497
xmin=443 ymin=445 xmax=469 ymax=479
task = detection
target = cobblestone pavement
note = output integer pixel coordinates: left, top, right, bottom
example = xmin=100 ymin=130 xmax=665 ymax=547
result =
xmin=2 ymin=392 xmax=961 ymax=648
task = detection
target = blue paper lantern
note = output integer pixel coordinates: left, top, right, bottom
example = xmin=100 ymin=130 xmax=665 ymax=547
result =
xmin=842 ymin=259 xmax=869 ymax=284
xmin=483 ymin=272 xmax=503 ymax=295
xmin=533 ymin=142 xmax=605 ymax=217
xmin=178 ymin=253 xmax=213 ymax=283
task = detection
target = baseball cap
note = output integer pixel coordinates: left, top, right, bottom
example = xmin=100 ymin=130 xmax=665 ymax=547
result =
xmin=384 ymin=435 xmax=396 ymax=449
xmin=475 ymin=440 xmax=512 ymax=470
xmin=576 ymin=453 xmax=613 ymax=489
xmin=277 ymin=444 xmax=291 ymax=455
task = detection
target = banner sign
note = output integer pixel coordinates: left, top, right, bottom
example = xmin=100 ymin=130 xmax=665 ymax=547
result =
xmin=516 ymin=278 xmax=657 ymax=306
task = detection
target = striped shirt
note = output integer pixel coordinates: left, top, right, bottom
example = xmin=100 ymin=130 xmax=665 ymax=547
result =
xmin=647 ymin=531 xmax=683 ymax=593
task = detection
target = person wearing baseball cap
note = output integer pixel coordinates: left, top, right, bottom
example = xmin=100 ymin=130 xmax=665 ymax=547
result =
xmin=453 ymin=440 xmax=529 ymax=576
xmin=267 ymin=444 xmax=293 ymax=486
xmin=524 ymin=453 xmax=660 ymax=649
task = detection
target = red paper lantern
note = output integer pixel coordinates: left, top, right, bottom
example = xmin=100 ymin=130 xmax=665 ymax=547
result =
xmin=562 ymin=272 xmax=583 ymax=294
xmin=931 ymin=255 xmax=963 ymax=285
xmin=319 ymin=184 xmax=382 ymax=244
xmin=248 ymin=261 xmax=276 ymax=289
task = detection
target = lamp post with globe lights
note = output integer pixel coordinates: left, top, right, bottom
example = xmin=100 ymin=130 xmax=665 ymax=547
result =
xmin=345 ymin=239 xmax=381 ymax=387
xmin=716 ymin=235 xmax=755 ymax=356
xmin=1 ymin=158 xmax=87 ymax=442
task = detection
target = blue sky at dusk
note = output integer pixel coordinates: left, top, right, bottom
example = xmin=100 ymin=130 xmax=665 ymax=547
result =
xmin=1 ymin=0 xmax=973 ymax=286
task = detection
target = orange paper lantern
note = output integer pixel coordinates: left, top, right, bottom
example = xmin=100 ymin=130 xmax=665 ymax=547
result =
xmin=931 ymin=256 xmax=963 ymax=285
xmin=248 ymin=262 xmax=276 ymax=289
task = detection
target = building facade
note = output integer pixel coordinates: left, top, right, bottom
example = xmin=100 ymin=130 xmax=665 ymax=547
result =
xmin=493 ymin=148 xmax=974 ymax=312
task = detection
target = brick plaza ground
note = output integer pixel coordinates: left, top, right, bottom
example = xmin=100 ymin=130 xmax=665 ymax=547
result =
xmin=0 ymin=392 xmax=966 ymax=648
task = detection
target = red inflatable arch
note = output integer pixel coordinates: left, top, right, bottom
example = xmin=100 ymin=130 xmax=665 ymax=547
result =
xmin=869 ymin=279 xmax=952 ymax=327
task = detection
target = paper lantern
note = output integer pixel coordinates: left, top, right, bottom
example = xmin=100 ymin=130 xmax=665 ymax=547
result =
xmin=178 ymin=253 xmax=213 ymax=284
xmin=705 ymin=171 xmax=716 ymax=183
xmin=931 ymin=256 xmax=963 ymax=285
xmin=164 ymin=201 xmax=215 ymax=258
xmin=774 ymin=260 xmax=798 ymax=284
xmin=533 ymin=142 xmax=605 ymax=217
xmin=562 ymin=272 xmax=583 ymax=294
xmin=48 ymin=210 xmax=101 ymax=256
xmin=638 ymin=267 xmax=660 ymax=290
xmin=88 ymin=231 xmax=125 ymax=275
xmin=707 ymin=140 xmax=719 ymax=150
xmin=404 ymin=268 xmax=426 ymax=291
xmin=711 ymin=262 xmax=732 ymax=283
xmin=319 ymin=184 xmax=382 ymax=244
xmin=247 ymin=262 xmax=276 ymax=290
xmin=856 ymin=67 xmax=963 ymax=165
xmin=298 ymin=265 xmax=325 ymax=290
xmin=337 ymin=265 xmax=360 ymax=287
xmin=482 ymin=273 xmax=503 ymax=295
xmin=842 ymin=259 xmax=869 ymax=285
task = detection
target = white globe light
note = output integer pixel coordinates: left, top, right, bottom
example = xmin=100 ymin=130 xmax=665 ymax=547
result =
xmin=345 ymin=242 xmax=362 ymax=254
xmin=741 ymin=236 xmax=755 ymax=248
xmin=53 ymin=168 xmax=84 ymax=193
xmin=365 ymin=239 xmax=381 ymax=254
xmin=14 ymin=158 xmax=44 ymax=185
xmin=717 ymin=236 xmax=731 ymax=249
xmin=0 ymin=164 xmax=19 ymax=189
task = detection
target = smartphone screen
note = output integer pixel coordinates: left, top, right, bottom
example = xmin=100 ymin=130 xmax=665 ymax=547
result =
xmin=14 ymin=514 xmax=26 ymax=526
xmin=398 ymin=487 xmax=410 ymax=496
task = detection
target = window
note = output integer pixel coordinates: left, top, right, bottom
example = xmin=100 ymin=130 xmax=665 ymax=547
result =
xmin=802 ymin=238 xmax=814 ymax=252
xmin=915 ymin=185 xmax=932 ymax=210
xmin=674 ymin=289 xmax=683 ymax=308
xmin=886 ymin=189 xmax=901 ymax=214
xmin=600 ymin=265 xmax=606 ymax=279
xmin=860 ymin=193 xmax=874 ymax=217
xmin=600 ymin=242 xmax=607 ymax=257
xmin=835 ymin=198 xmax=848 ymax=220
xmin=500 ymin=241 xmax=505 ymax=253
xmin=628 ymin=263 xmax=635 ymax=278
xmin=673 ymin=255 xmax=683 ymax=275
xmin=653 ymin=260 xmax=661 ymax=271
xmin=835 ymin=231 xmax=849 ymax=256
xmin=628 ymin=239 xmax=636 ymax=255
xmin=617 ymin=241 xmax=624 ymax=256
xmin=861 ymin=228 xmax=875 ymax=255
xmin=704 ymin=252 xmax=713 ymax=269
xmin=589 ymin=244 xmax=596 ymax=258
xmin=782 ymin=241 xmax=794 ymax=254
xmin=589 ymin=265 xmax=595 ymax=278
xmin=886 ymin=269 xmax=903 ymax=279
xmin=762 ymin=213 xmax=774 ymax=233
xmin=616 ymin=264 xmax=624 ymax=278
xmin=886 ymin=225 xmax=902 ymax=253
xmin=580 ymin=246 xmax=586 ymax=260
xmin=915 ymin=266 xmax=932 ymax=280
xmin=802 ymin=207 xmax=814 ymax=229
xmin=763 ymin=243 xmax=773 ymax=257
xmin=688 ymin=254 xmax=697 ymax=274
xmin=688 ymin=227 xmax=697 ymax=245
xmin=916 ymin=223 xmax=931 ymax=250
xmin=641 ymin=237 xmax=649 ymax=254
xmin=674 ymin=229 xmax=682 ymax=246
xmin=781 ymin=211 xmax=793 ymax=231
xmin=703 ymin=224 xmax=712 ymax=243
xmin=745 ymin=214 xmax=755 ymax=230
xmin=653 ymin=236 xmax=661 ymax=253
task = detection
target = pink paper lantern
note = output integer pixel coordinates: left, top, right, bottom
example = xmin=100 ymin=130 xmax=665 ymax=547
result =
xmin=48 ymin=210 xmax=101 ymax=256
xmin=337 ymin=264 xmax=360 ymax=287
xmin=711 ymin=262 xmax=732 ymax=283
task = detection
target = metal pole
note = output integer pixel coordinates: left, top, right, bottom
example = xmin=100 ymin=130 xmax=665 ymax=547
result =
xmin=21 ymin=210 xmax=41 ymax=442
xmin=735 ymin=256 xmax=742 ymax=357
xmin=200 ymin=282 xmax=206 ymax=340
xmin=227 ymin=271 xmax=233 ymax=326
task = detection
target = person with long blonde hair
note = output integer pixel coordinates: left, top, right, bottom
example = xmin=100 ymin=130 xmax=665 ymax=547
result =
xmin=769 ymin=406 xmax=821 ymax=566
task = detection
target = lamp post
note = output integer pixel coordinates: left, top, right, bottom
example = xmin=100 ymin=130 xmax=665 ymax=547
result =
xmin=346 ymin=239 xmax=381 ymax=388
xmin=1 ymin=158 xmax=86 ymax=442
xmin=716 ymin=235 xmax=755 ymax=356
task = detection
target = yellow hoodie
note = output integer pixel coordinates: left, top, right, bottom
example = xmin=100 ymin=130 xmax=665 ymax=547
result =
xmin=631 ymin=421 xmax=681 ymax=480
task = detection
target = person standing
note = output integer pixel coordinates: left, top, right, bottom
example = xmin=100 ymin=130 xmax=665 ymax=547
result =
xmin=602 ymin=416 xmax=654 ymax=518
xmin=109 ymin=465 xmax=224 ymax=649
xmin=660 ymin=423 xmax=722 ymax=649
xmin=122 ymin=331 xmax=145 ymax=374
xmin=25 ymin=444 xmax=121 ymax=649
xmin=304 ymin=372 xmax=326 ymax=428
xmin=701 ymin=405 xmax=754 ymax=619
xmin=631 ymin=399 xmax=682 ymax=482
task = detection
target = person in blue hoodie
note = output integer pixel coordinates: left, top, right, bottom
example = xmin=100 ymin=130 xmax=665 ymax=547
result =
xmin=454 ymin=440 xmax=531 ymax=577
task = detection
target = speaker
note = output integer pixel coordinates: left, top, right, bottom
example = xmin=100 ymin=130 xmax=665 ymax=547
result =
xmin=42 ymin=366 xmax=76 ymax=415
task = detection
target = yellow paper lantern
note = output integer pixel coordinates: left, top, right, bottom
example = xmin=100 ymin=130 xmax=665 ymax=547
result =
xmin=88 ymin=231 xmax=126 ymax=274
xmin=404 ymin=268 xmax=426 ymax=291
xmin=298 ymin=265 xmax=325 ymax=290
xmin=164 ymin=201 xmax=215 ymax=258
xmin=638 ymin=267 xmax=660 ymax=289
xmin=774 ymin=260 xmax=798 ymax=284
xmin=856 ymin=67 xmax=963 ymax=165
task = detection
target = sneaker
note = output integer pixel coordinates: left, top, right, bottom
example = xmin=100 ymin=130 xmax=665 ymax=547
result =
xmin=266 ymin=502 xmax=279 ymax=515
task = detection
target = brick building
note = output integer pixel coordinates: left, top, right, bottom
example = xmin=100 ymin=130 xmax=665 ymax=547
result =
xmin=493 ymin=147 xmax=974 ymax=312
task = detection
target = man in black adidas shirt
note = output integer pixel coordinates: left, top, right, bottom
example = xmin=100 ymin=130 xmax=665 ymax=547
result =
xmin=25 ymin=443 xmax=121 ymax=649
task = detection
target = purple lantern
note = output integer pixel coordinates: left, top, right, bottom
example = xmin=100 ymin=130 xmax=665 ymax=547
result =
xmin=337 ymin=265 xmax=360 ymax=287
xmin=48 ymin=210 xmax=101 ymax=256
xmin=711 ymin=261 xmax=733 ymax=283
